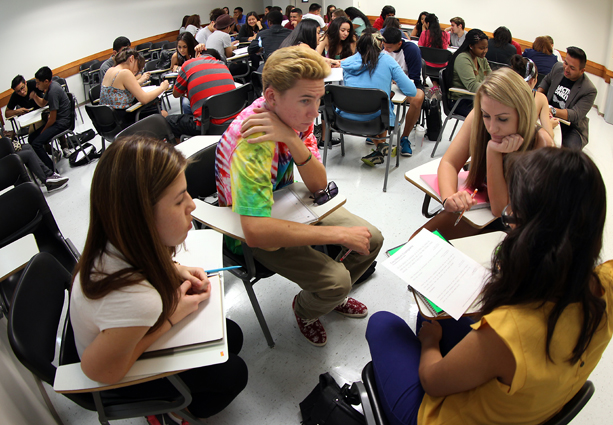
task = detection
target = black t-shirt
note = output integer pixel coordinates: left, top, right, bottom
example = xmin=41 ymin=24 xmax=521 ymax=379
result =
xmin=45 ymin=81 xmax=72 ymax=129
xmin=551 ymin=77 xmax=575 ymax=110
xmin=6 ymin=80 xmax=43 ymax=111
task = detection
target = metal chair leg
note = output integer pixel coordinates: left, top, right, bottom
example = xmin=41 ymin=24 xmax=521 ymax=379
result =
xmin=242 ymin=280 xmax=275 ymax=347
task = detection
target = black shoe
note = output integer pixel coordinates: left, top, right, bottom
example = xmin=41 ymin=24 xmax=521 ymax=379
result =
xmin=46 ymin=175 xmax=69 ymax=192
xmin=317 ymin=135 xmax=341 ymax=149
xmin=355 ymin=261 xmax=376 ymax=285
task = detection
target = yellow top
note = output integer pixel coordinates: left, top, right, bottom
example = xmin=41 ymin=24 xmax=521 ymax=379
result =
xmin=418 ymin=260 xmax=613 ymax=425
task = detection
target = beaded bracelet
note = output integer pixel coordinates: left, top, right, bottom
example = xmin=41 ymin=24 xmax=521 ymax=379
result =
xmin=295 ymin=152 xmax=312 ymax=167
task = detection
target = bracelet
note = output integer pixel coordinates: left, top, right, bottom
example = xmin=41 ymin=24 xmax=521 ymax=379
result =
xmin=295 ymin=152 xmax=312 ymax=167
xmin=442 ymin=198 xmax=448 ymax=208
xmin=168 ymin=318 xmax=174 ymax=327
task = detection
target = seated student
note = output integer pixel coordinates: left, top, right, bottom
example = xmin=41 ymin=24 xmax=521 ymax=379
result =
xmin=547 ymin=35 xmax=563 ymax=62
xmin=205 ymin=14 xmax=239 ymax=63
xmin=279 ymin=19 xmax=340 ymax=68
xmin=215 ymin=46 xmax=383 ymax=346
xmin=509 ymin=55 xmax=556 ymax=141
xmin=522 ymin=36 xmax=558 ymax=76
xmin=166 ymin=49 xmax=236 ymax=141
xmin=421 ymin=68 xmax=552 ymax=240
xmin=196 ymin=8 xmax=225 ymax=45
xmin=171 ymin=32 xmax=197 ymax=72
xmin=233 ymin=7 xmax=246 ymax=27
xmin=410 ymin=11 xmax=428 ymax=38
xmin=332 ymin=8 xmax=348 ymax=19
xmin=27 ymin=66 xmax=72 ymax=170
xmin=418 ymin=13 xmax=450 ymax=85
xmin=5 ymin=75 xmax=43 ymax=119
xmin=238 ymin=11 xmax=263 ymax=41
xmin=383 ymin=27 xmax=425 ymax=157
xmin=316 ymin=17 xmax=357 ymax=60
xmin=284 ymin=8 xmax=302 ymax=30
xmin=179 ymin=15 xmax=189 ymax=34
xmin=99 ymin=36 xmax=150 ymax=85
xmin=344 ymin=7 xmax=371 ymax=37
xmin=302 ymin=3 xmax=326 ymax=29
xmin=538 ymin=46 xmax=597 ymax=149
xmin=248 ymin=11 xmax=292 ymax=64
xmin=373 ymin=5 xmax=395 ymax=30
xmin=1 ymin=136 xmax=69 ymax=191
xmin=446 ymin=29 xmax=491 ymax=117
xmin=324 ymin=4 xmax=336 ymax=24
xmin=341 ymin=29 xmax=417 ymax=166
xmin=379 ymin=17 xmax=408 ymax=40
xmin=367 ymin=146 xmax=612 ymax=425
xmin=445 ymin=16 xmax=466 ymax=47
xmin=184 ymin=14 xmax=201 ymax=37
xmin=282 ymin=5 xmax=293 ymax=26
xmin=486 ymin=26 xmax=517 ymax=65
xmin=70 ymin=136 xmax=248 ymax=424
xmin=100 ymin=49 xmax=169 ymax=128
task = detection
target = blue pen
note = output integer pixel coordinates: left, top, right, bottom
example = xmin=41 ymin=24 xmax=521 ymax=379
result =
xmin=205 ymin=265 xmax=242 ymax=275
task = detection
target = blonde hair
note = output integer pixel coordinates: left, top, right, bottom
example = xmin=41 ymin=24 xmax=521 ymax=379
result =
xmin=262 ymin=46 xmax=330 ymax=92
xmin=466 ymin=67 xmax=537 ymax=189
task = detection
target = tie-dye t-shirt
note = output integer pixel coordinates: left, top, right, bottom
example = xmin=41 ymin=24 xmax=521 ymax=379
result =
xmin=215 ymin=96 xmax=320 ymax=251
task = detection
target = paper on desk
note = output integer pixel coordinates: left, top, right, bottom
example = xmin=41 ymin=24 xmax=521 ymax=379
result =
xmin=383 ymin=229 xmax=489 ymax=320
xmin=234 ymin=46 xmax=249 ymax=56
xmin=272 ymin=188 xmax=317 ymax=224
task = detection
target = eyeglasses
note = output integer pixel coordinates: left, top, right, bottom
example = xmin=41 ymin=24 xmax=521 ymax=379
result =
xmin=501 ymin=204 xmax=517 ymax=229
xmin=312 ymin=181 xmax=338 ymax=205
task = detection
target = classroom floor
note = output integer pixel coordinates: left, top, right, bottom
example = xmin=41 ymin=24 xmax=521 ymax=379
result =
xmin=40 ymin=97 xmax=613 ymax=425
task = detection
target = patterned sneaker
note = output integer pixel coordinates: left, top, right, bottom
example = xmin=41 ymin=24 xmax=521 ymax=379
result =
xmin=377 ymin=142 xmax=390 ymax=156
xmin=361 ymin=149 xmax=384 ymax=167
xmin=333 ymin=297 xmax=368 ymax=318
xmin=293 ymin=296 xmax=327 ymax=346
xmin=365 ymin=137 xmax=375 ymax=145
xmin=400 ymin=137 xmax=413 ymax=157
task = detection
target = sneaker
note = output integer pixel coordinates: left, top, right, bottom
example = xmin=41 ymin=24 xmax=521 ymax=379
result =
xmin=361 ymin=149 xmax=384 ymax=167
xmin=365 ymin=137 xmax=375 ymax=145
xmin=45 ymin=175 xmax=69 ymax=192
xmin=400 ymin=137 xmax=413 ymax=157
xmin=293 ymin=296 xmax=327 ymax=346
xmin=376 ymin=142 xmax=390 ymax=156
xmin=317 ymin=134 xmax=341 ymax=149
xmin=333 ymin=297 xmax=368 ymax=318
xmin=63 ymin=147 xmax=74 ymax=158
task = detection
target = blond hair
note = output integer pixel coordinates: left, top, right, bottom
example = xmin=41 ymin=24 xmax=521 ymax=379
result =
xmin=466 ymin=67 xmax=537 ymax=189
xmin=262 ymin=46 xmax=330 ymax=92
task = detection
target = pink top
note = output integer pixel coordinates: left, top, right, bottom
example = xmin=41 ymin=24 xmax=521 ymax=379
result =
xmin=418 ymin=30 xmax=450 ymax=68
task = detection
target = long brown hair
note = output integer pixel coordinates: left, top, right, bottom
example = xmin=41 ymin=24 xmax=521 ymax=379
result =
xmin=73 ymin=136 xmax=187 ymax=332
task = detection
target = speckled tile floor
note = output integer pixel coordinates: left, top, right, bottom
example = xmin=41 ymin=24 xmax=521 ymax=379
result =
xmin=33 ymin=97 xmax=613 ymax=424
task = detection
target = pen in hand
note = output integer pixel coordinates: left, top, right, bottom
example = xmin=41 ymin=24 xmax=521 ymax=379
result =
xmin=339 ymin=249 xmax=352 ymax=262
xmin=454 ymin=189 xmax=478 ymax=227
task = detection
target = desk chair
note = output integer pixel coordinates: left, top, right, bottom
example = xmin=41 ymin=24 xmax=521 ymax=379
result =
xmin=0 ymin=136 xmax=15 ymax=158
xmin=89 ymin=61 xmax=103 ymax=86
xmin=85 ymin=105 xmax=124 ymax=152
xmin=80 ymin=59 xmax=100 ymax=99
xmin=184 ymin=142 xmax=276 ymax=348
xmin=432 ymin=68 xmax=475 ymax=157
xmin=251 ymin=70 xmax=263 ymax=98
xmin=0 ymin=154 xmax=31 ymax=189
xmin=321 ymin=85 xmax=398 ymax=192
xmin=53 ymin=77 xmax=84 ymax=123
xmin=488 ymin=60 xmax=510 ymax=71
xmin=150 ymin=41 xmax=168 ymax=61
xmin=163 ymin=41 xmax=177 ymax=50
xmin=0 ymin=182 xmax=79 ymax=316
xmin=419 ymin=47 xmax=451 ymax=86
xmin=136 ymin=42 xmax=153 ymax=60
xmin=8 ymin=252 xmax=207 ymax=425
xmin=358 ymin=361 xmax=595 ymax=425
xmin=116 ymin=114 xmax=175 ymax=144
xmin=7 ymin=115 xmax=30 ymax=144
xmin=89 ymin=84 xmax=101 ymax=104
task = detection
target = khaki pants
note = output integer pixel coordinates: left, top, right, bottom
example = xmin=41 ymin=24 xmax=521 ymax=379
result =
xmin=252 ymin=207 xmax=384 ymax=320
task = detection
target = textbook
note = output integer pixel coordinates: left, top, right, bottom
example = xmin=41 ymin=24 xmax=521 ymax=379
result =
xmin=420 ymin=171 xmax=490 ymax=210
xmin=383 ymin=229 xmax=490 ymax=320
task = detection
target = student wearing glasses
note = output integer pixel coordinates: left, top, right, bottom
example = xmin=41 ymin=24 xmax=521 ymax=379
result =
xmin=215 ymin=46 xmax=383 ymax=347
xmin=367 ymin=146 xmax=612 ymax=425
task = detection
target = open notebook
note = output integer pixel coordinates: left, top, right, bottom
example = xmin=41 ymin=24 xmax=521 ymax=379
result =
xmin=420 ymin=171 xmax=490 ymax=210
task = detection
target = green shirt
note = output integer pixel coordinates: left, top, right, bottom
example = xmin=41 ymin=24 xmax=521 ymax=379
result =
xmin=450 ymin=52 xmax=491 ymax=100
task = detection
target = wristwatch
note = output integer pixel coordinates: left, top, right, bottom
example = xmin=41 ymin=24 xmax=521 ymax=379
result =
xmin=550 ymin=106 xmax=557 ymax=117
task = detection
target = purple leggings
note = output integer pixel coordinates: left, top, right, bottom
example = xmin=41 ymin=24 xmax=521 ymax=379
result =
xmin=365 ymin=311 xmax=474 ymax=425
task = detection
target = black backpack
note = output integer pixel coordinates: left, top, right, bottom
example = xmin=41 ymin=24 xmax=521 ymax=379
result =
xmin=424 ymin=97 xmax=442 ymax=141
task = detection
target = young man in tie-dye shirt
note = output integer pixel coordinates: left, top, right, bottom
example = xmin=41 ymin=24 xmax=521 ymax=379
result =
xmin=215 ymin=46 xmax=383 ymax=347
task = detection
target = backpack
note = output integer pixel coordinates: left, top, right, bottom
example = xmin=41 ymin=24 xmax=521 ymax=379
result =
xmin=68 ymin=141 xmax=101 ymax=167
xmin=158 ymin=49 xmax=173 ymax=70
xmin=424 ymin=96 xmax=442 ymax=141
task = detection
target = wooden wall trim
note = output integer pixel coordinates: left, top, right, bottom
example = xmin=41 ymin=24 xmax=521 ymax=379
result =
xmin=0 ymin=30 xmax=179 ymax=108
xmin=367 ymin=16 xmax=611 ymax=84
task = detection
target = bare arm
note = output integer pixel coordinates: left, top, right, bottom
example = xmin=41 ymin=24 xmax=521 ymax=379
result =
xmin=418 ymin=320 xmax=515 ymax=397
xmin=30 ymin=91 xmax=47 ymax=108
xmin=535 ymin=92 xmax=554 ymax=139
xmin=40 ymin=109 xmax=57 ymax=133
xmin=170 ymin=52 xmax=180 ymax=71
xmin=486 ymin=134 xmax=525 ymax=216
xmin=122 ymin=70 xmax=169 ymax=105
xmin=438 ymin=112 xmax=476 ymax=212
xmin=241 ymin=215 xmax=372 ymax=254
xmin=316 ymin=36 xmax=328 ymax=56
xmin=5 ymin=107 xmax=29 ymax=118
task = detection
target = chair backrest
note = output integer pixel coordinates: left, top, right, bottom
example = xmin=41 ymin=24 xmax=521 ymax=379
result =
xmin=200 ymin=83 xmax=253 ymax=135
xmin=419 ymin=46 xmax=452 ymax=66
xmin=184 ymin=142 xmax=219 ymax=200
xmin=80 ymin=59 xmax=100 ymax=73
xmin=144 ymin=60 xmax=161 ymax=72
xmin=89 ymin=84 xmax=101 ymax=104
xmin=488 ymin=61 xmax=510 ymax=71
xmin=85 ymin=104 xmax=124 ymax=142
xmin=323 ymin=85 xmax=390 ymax=136
xmin=438 ymin=68 xmax=454 ymax=116
xmin=163 ymin=41 xmax=177 ymax=50
xmin=136 ymin=42 xmax=153 ymax=52
xmin=151 ymin=41 xmax=168 ymax=50
xmin=53 ymin=76 xmax=70 ymax=93
xmin=0 ymin=136 xmax=16 ymax=158
xmin=8 ymin=252 xmax=72 ymax=386
xmin=89 ymin=61 xmax=102 ymax=72
xmin=116 ymin=114 xmax=175 ymax=143
xmin=361 ymin=362 xmax=389 ymax=425
xmin=251 ymin=71 xmax=263 ymax=98
xmin=66 ymin=93 xmax=77 ymax=131
xmin=0 ymin=154 xmax=31 ymax=191
xmin=0 ymin=182 xmax=78 ymax=273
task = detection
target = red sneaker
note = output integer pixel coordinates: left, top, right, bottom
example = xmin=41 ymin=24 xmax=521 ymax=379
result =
xmin=293 ymin=296 xmax=327 ymax=346
xmin=333 ymin=297 xmax=368 ymax=318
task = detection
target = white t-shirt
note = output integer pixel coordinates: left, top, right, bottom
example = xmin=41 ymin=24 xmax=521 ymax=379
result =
xmin=70 ymin=244 xmax=163 ymax=358
xmin=302 ymin=13 xmax=325 ymax=28
xmin=185 ymin=24 xmax=199 ymax=37
xmin=206 ymin=30 xmax=232 ymax=62
xmin=196 ymin=26 xmax=213 ymax=45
